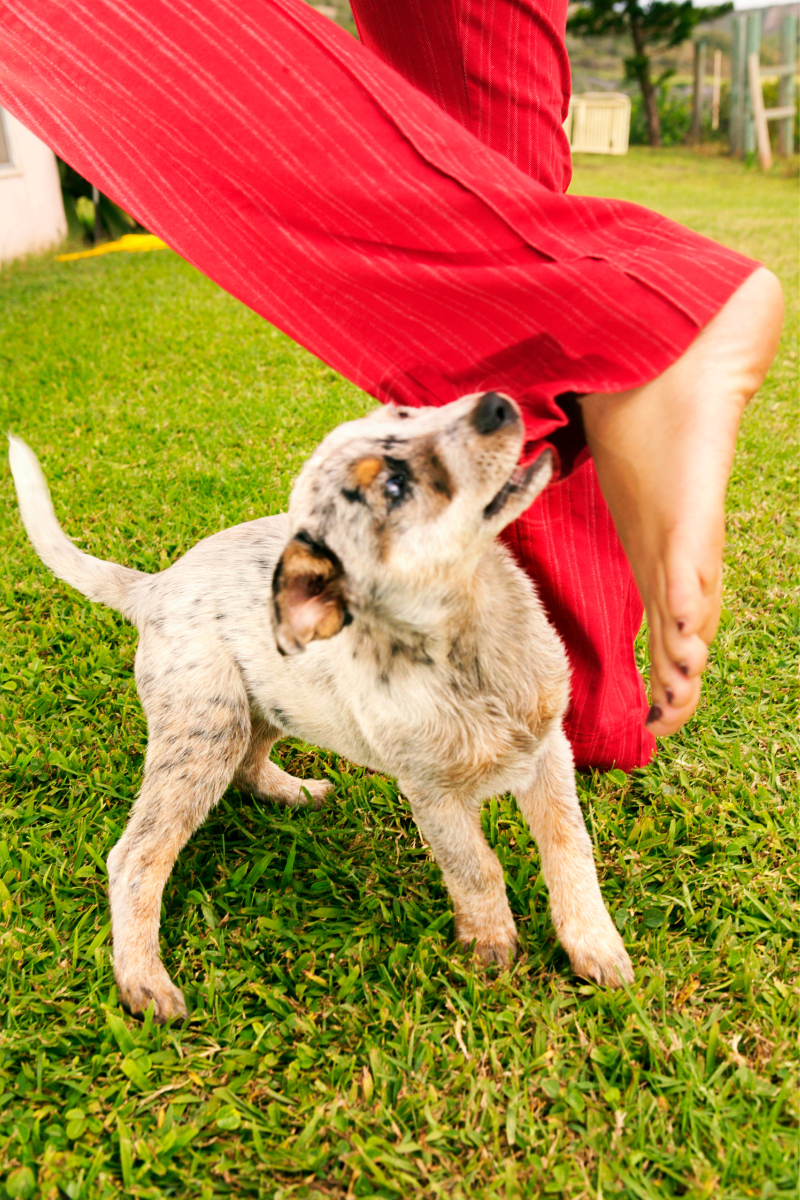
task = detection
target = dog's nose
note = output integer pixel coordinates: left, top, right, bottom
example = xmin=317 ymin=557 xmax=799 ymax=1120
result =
xmin=471 ymin=391 xmax=520 ymax=435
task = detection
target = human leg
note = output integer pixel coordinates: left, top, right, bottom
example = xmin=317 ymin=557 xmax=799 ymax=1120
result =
xmin=581 ymin=266 xmax=784 ymax=736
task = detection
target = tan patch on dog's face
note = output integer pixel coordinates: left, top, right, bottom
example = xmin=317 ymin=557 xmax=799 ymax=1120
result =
xmin=344 ymin=440 xmax=454 ymax=527
xmin=350 ymin=457 xmax=383 ymax=490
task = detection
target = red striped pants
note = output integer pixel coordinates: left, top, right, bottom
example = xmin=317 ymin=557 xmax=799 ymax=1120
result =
xmin=0 ymin=0 xmax=756 ymax=770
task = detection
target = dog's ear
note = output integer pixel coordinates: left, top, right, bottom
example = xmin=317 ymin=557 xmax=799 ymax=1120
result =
xmin=272 ymin=532 xmax=350 ymax=656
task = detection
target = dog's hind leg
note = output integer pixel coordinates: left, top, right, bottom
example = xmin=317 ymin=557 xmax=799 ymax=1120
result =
xmin=107 ymin=655 xmax=250 ymax=1023
xmin=514 ymin=727 xmax=634 ymax=988
xmin=404 ymin=789 xmax=517 ymax=965
xmin=233 ymin=719 xmax=332 ymax=810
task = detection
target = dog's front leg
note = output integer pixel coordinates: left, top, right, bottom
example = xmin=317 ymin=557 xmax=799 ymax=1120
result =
xmin=404 ymin=788 xmax=517 ymax=964
xmin=515 ymin=727 xmax=634 ymax=988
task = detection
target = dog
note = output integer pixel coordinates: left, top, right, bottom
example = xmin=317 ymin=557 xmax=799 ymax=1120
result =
xmin=9 ymin=391 xmax=633 ymax=1023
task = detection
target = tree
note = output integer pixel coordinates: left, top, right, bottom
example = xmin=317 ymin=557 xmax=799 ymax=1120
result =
xmin=567 ymin=0 xmax=732 ymax=147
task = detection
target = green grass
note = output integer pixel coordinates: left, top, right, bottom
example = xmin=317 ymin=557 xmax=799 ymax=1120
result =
xmin=0 ymin=147 xmax=796 ymax=1199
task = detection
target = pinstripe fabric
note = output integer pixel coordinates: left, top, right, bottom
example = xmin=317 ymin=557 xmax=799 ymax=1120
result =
xmin=353 ymin=0 xmax=572 ymax=192
xmin=353 ymin=0 xmax=656 ymax=769
xmin=0 ymin=0 xmax=759 ymax=768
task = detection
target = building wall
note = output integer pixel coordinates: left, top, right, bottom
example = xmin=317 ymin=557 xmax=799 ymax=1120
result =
xmin=0 ymin=109 xmax=67 ymax=264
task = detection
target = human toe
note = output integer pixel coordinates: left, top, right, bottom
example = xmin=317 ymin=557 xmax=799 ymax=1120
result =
xmin=646 ymin=673 xmax=701 ymax=736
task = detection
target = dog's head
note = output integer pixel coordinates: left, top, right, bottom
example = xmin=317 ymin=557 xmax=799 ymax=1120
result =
xmin=272 ymin=392 xmax=553 ymax=654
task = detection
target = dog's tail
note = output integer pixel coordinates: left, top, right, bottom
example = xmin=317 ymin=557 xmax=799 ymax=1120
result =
xmin=8 ymin=435 xmax=145 ymax=621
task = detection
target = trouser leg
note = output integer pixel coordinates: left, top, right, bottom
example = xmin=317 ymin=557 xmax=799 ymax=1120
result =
xmin=352 ymin=0 xmax=573 ymax=193
xmin=351 ymin=0 xmax=653 ymax=768
xmin=0 ymin=0 xmax=749 ymax=422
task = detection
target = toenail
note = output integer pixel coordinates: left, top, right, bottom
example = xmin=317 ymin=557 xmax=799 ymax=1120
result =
xmin=646 ymin=705 xmax=662 ymax=725
xmin=677 ymin=662 xmax=689 ymax=677
xmin=666 ymin=689 xmax=675 ymax=706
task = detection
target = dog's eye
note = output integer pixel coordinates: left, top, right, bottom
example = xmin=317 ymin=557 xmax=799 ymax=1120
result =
xmin=384 ymin=475 xmax=408 ymax=506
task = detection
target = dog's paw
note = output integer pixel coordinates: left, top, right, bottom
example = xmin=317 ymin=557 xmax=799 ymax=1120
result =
xmin=561 ymin=924 xmax=634 ymax=989
xmin=472 ymin=933 xmax=518 ymax=967
xmin=455 ymin=913 xmax=518 ymax=967
xmin=118 ymin=974 xmax=188 ymax=1024
xmin=295 ymin=779 xmax=333 ymax=810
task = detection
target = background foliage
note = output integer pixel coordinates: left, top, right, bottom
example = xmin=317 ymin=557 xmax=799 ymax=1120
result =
xmin=0 ymin=148 xmax=797 ymax=1198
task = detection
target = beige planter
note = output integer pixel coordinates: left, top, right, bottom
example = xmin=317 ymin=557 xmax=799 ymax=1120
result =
xmin=564 ymin=93 xmax=631 ymax=156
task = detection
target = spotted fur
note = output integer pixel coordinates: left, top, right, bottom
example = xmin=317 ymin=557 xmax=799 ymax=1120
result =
xmin=9 ymin=393 xmax=632 ymax=1023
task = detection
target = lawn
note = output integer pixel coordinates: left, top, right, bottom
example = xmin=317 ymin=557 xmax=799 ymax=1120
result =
xmin=0 ymin=147 xmax=796 ymax=1199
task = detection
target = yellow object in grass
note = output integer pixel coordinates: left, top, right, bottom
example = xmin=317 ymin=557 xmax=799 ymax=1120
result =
xmin=56 ymin=234 xmax=167 ymax=262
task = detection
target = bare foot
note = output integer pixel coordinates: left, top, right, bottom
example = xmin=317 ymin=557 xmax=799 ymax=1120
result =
xmin=580 ymin=267 xmax=784 ymax=737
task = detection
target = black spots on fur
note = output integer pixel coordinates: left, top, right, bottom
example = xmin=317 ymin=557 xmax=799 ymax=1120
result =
xmin=426 ymin=450 xmax=453 ymax=500
xmin=208 ymin=728 xmax=232 ymax=746
xmin=342 ymin=487 xmax=366 ymax=505
xmin=207 ymin=693 xmax=242 ymax=712
xmin=379 ymin=671 xmax=390 ymax=688
xmin=270 ymin=706 xmax=294 ymax=729
xmin=448 ymin=638 xmax=483 ymax=688
xmin=153 ymin=746 xmax=196 ymax=772
xmin=390 ymin=639 xmax=433 ymax=667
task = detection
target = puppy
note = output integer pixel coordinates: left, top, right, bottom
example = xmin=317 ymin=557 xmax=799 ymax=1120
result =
xmin=9 ymin=392 xmax=633 ymax=1023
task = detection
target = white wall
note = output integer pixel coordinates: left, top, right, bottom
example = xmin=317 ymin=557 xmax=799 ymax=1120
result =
xmin=0 ymin=110 xmax=67 ymax=264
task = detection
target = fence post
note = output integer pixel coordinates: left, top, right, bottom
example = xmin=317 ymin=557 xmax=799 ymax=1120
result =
xmin=779 ymin=12 xmax=797 ymax=157
xmin=748 ymin=52 xmax=772 ymax=170
xmin=743 ymin=11 xmax=762 ymax=156
xmin=691 ymin=38 xmax=708 ymax=141
xmin=730 ymin=14 xmax=746 ymax=154
xmin=712 ymin=47 xmax=722 ymax=132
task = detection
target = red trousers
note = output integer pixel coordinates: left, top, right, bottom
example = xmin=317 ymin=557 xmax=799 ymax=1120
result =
xmin=0 ymin=0 xmax=756 ymax=769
